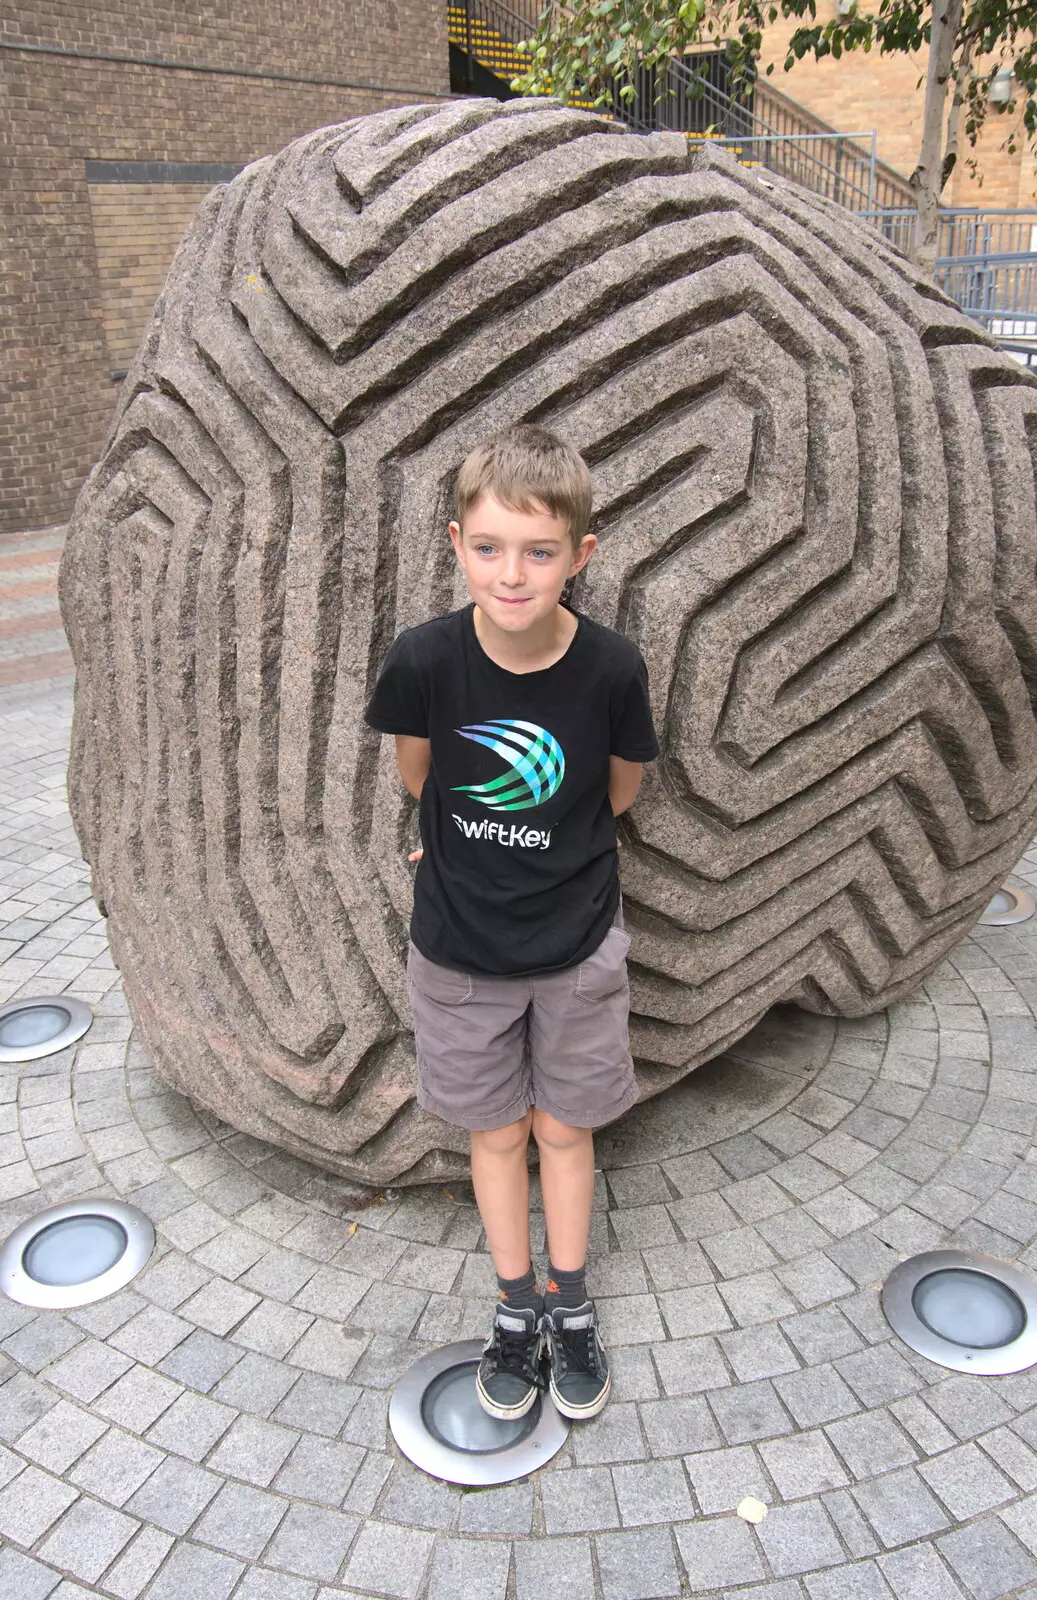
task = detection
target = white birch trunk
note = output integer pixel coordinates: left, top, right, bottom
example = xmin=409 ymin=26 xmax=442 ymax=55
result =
xmin=942 ymin=35 xmax=975 ymax=195
xmin=910 ymin=0 xmax=964 ymax=271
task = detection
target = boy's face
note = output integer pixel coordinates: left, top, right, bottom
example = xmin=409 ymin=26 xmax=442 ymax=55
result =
xmin=449 ymin=493 xmax=596 ymax=634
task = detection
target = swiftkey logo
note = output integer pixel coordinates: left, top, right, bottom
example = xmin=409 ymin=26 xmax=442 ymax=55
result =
xmin=451 ymin=814 xmax=551 ymax=849
xmin=451 ymin=720 xmax=564 ymax=813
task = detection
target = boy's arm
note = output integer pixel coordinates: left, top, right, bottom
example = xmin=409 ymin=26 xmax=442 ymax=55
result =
xmin=609 ymin=755 xmax=644 ymax=816
xmin=395 ymin=735 xmax=432 ymax=799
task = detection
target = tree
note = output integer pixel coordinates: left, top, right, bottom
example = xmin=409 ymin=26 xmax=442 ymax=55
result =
xmin=509 ymin=0 xmax=1037 ymax=269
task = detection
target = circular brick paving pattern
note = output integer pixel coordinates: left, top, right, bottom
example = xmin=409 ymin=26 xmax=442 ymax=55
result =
xmin=4 ymin=672 xmax=1037 ymax=1596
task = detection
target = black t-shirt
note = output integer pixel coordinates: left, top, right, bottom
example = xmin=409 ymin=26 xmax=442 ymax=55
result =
xmin=364 ymin=604 xmax=659 ymax=977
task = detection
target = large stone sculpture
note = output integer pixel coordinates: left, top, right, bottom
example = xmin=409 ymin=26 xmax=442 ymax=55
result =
xmin=60 ymin=99 xmax=1037 ymax=1184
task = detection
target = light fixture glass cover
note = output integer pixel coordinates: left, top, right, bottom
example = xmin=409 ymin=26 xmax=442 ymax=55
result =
xmin=0 ymin=1005 xmax=71 ymax=1050
xmin=913 ymin=1267 xmax=1026 ymax=1348
xmin=22 ymin=1215 xmax=129 ymax=1288
xmin=882 ymin=1249 xmax=1037 ymax=1374
xmin=421 ymin=1361 xmax=540 ymax=1453
xmin=0 ymin=1199 xmax=155 ymax=1309
xmin=0 ymin=995 xmax=94 ymax=1062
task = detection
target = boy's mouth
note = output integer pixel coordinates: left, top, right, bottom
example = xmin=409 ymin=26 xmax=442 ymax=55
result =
xmin=494 ymin=596 xmax=531 ymax=606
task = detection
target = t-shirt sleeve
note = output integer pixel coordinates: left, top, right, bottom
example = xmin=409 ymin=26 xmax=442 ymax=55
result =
xmin=364 ymin=631 xmax=429 ymax=737
xmin=611 ymin=652 xmax=660 ymax=761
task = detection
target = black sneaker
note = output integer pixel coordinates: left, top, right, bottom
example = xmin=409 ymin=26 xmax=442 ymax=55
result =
xmin=544 ymin=1300 xmax=611 ymax=1419
xmin=475 ymin=1303 xmax=545 ymax=1421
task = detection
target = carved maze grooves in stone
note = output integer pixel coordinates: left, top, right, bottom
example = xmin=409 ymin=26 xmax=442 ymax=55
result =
xmin=60 ymin=99 xmax=1037 ymax=1185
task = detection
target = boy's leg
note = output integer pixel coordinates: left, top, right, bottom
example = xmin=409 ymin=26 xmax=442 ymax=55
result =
xmin=531 ymin=1112 xmax=611 ymax=1421
xmin=531 ymin=1108 xmax=595 ymax=1278
xmin=469 ymin=1112 xmax=546 ymax=1420
xmin=470 ymin=1111 xmax=535 ymax=1281
xmin=524 ymin=914 xmax=637 ymax=1421
xmin=406 ymin=949 xmax=543 ymax=1416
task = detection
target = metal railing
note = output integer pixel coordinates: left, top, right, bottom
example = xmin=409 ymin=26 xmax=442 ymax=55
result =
xmin=450 ymin=0 xmax=539 ymax=82
xmin=449 ymin=0 xmax=541 ymax=32
xmin=608 ymin=53 xmax=753 ymax=136
xmin=754 ymin=80 xmax=915 ymax=210
xmin=862 ymin=207 xmax=1037 ymax=259
xmin=610 ymin=56 xmax=893 ymax=211
xmin=999 ymin=340 xmax=1037 ymax=366
xmin=476 ymin=0 xmax=541 ymax=23
xmin=702 ymin=131 xmax=881 ymax=210
xmin=857 ymin=209 xmax=1037 ymax=338
xmin=614 ymin=51 xmax=755 ymax=136
xmin=936 ymin=254 xmax=1037 ymax=333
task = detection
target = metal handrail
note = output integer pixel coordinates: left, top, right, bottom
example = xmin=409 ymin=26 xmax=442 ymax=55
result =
xmin=862 ymin=207 xmax=1037 ymax=260
xmin=937 ymin=249 xmax=1037 ymax=266
xmin=700 ymin=130 xmax=880 ymax=210
xmin=754 ymin=82 xmax=914 ymax=210
xmin=903 ymin=244 xmax=1037 ymax=337
xmin=998 ymin=339 xmax=1037 ymax=366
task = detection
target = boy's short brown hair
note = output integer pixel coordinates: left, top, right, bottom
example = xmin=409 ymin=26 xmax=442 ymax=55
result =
xmin=455 ymin=424 xmax=593 ymax=549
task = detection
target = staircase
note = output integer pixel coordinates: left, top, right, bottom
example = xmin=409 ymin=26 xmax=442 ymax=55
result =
xmin=447 ymin=0 xmax=598 ymax=109
xmin=447 ymin=0 xmax=525 ymax=93
xmin=446 ymin=0 xmax=912 ymax=212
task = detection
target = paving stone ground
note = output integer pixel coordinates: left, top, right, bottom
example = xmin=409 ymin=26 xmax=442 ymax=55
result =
xmin=5 ymin=530 xmax=1037 ymax=1596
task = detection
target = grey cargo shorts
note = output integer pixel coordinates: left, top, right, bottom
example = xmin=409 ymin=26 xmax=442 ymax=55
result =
xmin=407 ymin=906 xmax=639 ymax=1132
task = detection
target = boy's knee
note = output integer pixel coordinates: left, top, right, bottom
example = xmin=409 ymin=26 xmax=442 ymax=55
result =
xmin=532 ymin=1108 xmax=590 ymax=1151
xmin=471 ymin=1111 xmax=533 ymax=1157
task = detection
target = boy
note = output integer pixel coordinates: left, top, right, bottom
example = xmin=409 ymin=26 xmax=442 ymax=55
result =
xmin=364 ymin=423 xmax=658 ymax=1421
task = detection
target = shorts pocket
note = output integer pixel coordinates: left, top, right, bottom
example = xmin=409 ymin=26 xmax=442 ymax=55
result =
xmin=407 ymin=944 xmax=476 ymax=1005
xmin=573 ymin=926 xmax=631 ymax=1003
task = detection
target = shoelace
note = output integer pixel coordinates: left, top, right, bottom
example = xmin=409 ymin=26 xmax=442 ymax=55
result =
xmin=489 ymin=1320 xmax=545 ymax=1388
xmin=550 ymin=1318 xmax=599 ymax=1378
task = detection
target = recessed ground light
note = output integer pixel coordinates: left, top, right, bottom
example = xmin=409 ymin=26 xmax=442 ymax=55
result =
xmin=0 ymin=996 xmax=93 ymax=1063
xmin=0 ymin=1199 xmax=155 ymax=1310
xmin=979 ymin=884 xmax=1036 ymax=926
xmin=389 ymin=1339 xmax=569 ymax=1485
xmin=882 ymin=1248 xmax=1037 ymax=1374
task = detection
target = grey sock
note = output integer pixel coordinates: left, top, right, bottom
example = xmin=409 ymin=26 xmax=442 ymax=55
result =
xmin=545 ymin=1261 xmax=587 ymax=1311
xmin=496 ymin=1266 xmax=543 ymax=1316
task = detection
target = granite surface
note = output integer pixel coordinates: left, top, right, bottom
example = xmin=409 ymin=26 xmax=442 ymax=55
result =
xmin=58 ymin=99 xmax=1037 ymax=1182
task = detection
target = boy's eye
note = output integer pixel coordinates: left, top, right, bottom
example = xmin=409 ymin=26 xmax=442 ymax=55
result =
xmin=470 ymin=544 xmax=555 ymax=558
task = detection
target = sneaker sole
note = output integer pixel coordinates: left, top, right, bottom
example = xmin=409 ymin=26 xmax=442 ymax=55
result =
xmin=549 ymin=1367 xmax=611 ymax=1420
xmin=475 ymin=1368 xmax=540 ymax=1422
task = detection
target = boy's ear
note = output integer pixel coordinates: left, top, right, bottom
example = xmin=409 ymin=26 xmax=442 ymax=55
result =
xmin=448 ymin=520 xmax=464 ymax=560
xmin=569 ymin=533 xmax=597 ymax=575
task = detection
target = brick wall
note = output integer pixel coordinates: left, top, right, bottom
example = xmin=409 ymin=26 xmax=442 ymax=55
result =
xmin=757 ymin=4 xmax=1037 ymax=209
xmin=1 ymin=1 xmax=451 ymax=535
xmin=87 ymin=179 xmax=217 ymax=372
